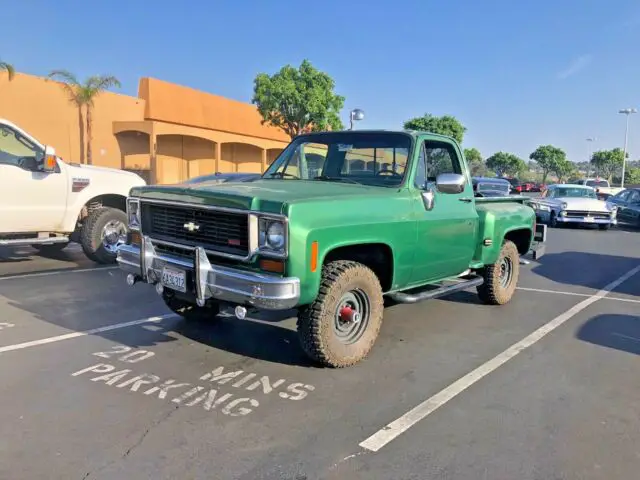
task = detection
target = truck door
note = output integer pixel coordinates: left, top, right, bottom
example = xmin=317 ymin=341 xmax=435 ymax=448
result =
xmin=410 ymin=139 xmax=478 ymax=283
xmin=0 ymin=126 xmax=68 ymax=233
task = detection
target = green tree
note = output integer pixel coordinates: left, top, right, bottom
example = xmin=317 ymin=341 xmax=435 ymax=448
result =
xmin=403 ymin=113 xmax=466 ymax=144
xmin=0 ymin=59 xmax=15 ymax=81
xmin=529 ymin=145 xmax=566 ymax=185
xmin=624 ymin=167 xmax=640 ymax=185
xmin=463 ymin=147 xmax=487 ymax=176
xmin=48 ymin=71 xmax=121 ymax=165
xmin=252 ymin=59 xmax=345 ymax=138
xmin=590 ymin=148 xmax=624 ymax=182
xmin=553 ymin=159 xmax=575 ymax=183
xmin=485 ymin=151 xmax=526 ymax=177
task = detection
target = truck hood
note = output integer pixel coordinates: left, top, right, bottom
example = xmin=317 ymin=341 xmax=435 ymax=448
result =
xmin=63 ymin=161 xmax=146 ymax=183
xmin=131 ymin=179 xmax=392 ymax=214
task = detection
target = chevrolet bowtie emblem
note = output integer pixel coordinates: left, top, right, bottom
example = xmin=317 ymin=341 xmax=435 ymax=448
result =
xmin=183 ymin=222 xmax=200 ymax=232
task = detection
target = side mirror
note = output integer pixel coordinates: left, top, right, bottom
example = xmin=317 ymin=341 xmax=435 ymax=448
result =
xmin=41 ymin=146 xmax=57 ymax=173
xmin=435 ymin=173 xmax=466 ymax=194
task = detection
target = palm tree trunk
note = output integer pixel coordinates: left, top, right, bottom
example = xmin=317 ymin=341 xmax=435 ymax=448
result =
xmin=77 ymin=106 xmax=85 ymax=164
xmin=86 ymin=105 xmax=93 ymax=165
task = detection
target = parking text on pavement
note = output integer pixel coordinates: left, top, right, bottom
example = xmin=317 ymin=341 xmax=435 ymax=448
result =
xmin=71 ymin=347 xmax=315 ymax=417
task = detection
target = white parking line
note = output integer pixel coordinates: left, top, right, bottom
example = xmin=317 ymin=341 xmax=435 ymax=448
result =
xmin=359 ymin=264 xmax=640 ymax=453
xmin=0 ymin=314 xmax=175 ymax=354
xmin=517 ymin=287 xmax=640 ymax=304
xmin=0 ymin=266 xmax=118 ymax=281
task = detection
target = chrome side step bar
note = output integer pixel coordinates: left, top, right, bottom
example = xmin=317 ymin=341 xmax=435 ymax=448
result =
xmin=0 ymin=236 xmax=69 ymax=246
xmin=387 ymin=275 xmax=484 ymax=304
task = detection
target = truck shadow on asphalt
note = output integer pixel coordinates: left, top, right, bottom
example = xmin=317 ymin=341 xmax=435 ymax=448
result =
xmin=0 ymin=246 xmax=93 ymax=277
xmin=531 ymin=252 xmax=639 ymax=296
xmin=576 ymin=314 xmax=640 ymax=356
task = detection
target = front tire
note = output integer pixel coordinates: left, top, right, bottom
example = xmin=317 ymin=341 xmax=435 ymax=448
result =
xmin=80 ymin=207 xmax=128 ymax=264
xmin=162 ymin=291 xmax=220 ymax=321
xmin=297 ymin=260 xmax=384 ymax=368
xmin=598 ymin=224 xmax=611 ymax=231
xmin=549 ymin=211 xmax=558 ymax=228
xmin=477 ymin=240 xmax=520 ymax=305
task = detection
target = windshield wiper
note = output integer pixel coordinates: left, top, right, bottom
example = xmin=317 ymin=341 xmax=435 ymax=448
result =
xmin=313 ymin=175 xmax=361 ymax=185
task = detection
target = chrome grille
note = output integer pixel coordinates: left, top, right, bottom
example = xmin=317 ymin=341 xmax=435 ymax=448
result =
xmin=141 ymin=202 xmax=249 ymax=257
xmin=565 ymin=210 xmax=610 ymax=219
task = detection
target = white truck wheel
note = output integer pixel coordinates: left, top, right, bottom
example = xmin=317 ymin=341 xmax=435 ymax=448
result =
xmin=80 ymin=207 xmax=128 ymax=264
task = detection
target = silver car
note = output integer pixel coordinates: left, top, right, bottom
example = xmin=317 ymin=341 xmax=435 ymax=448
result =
xmin=530 ymin=184 xmax=617 ymax=230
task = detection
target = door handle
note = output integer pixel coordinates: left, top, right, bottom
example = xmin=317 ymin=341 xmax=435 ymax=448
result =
xmin=459 ymin=197 xmax=473 ymax=203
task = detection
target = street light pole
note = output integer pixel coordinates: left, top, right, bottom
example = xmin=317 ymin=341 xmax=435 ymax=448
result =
xmin=349 ymin=109 xmax=365 ymax=130
xmin=586 ymin=137 xmax=596 ymax=178
xmin=619 ymin=108 xmax=637 ymax=188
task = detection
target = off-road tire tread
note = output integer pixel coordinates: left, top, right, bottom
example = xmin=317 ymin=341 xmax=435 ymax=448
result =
xmin=297 ymin=260 xmax=384 ymax=368
xmin=477 ymin=240 xmax=520 ymax=305
xmin=80 ymin=207 xmax=126 ymax=264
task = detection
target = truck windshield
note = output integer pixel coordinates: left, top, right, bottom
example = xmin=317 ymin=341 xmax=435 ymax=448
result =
xmin=263 ymin=132 xmax=412 ymax=187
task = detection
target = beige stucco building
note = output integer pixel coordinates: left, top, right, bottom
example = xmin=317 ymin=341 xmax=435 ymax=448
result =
xmin=0 ymin=72 xmax=290 ymax=183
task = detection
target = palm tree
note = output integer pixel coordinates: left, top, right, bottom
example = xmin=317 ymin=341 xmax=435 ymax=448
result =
xmin=48 ymin=70 xmax=121 ymax=165
xmin=0 ymin=60 xmax=15 ymax=80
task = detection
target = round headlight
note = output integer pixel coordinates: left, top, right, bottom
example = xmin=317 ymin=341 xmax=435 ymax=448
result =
xmin=561 ymin=202 xmax=568 ymax=210
xmin=266 ymin=222 xmax=285 ymax=249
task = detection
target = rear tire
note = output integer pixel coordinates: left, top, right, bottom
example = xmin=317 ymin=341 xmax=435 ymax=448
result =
xmin=80 ymin=207 xmax=128 ymax=264
xmin=162 ymin=291 xmax=220 ymax=321
xmin=477 ymin=240 xmax=520 ymax=305
xmin=297 ymin=260 xmax=384 ymax=368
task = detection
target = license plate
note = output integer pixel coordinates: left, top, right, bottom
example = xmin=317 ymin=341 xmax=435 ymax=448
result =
xmin=584 ymin=216 xmax=595 ymax=223
xmin=161 ymin=267 xmax=186 ymax=293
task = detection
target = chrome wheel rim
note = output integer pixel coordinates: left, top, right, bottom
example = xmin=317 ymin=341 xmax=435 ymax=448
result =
xmin=333 ymin=289 xmax=371 ymax=345
xmin=499 ymin=256 xmax=513 ymax=288
xmin=102 ymin=220 xmax=127 ymax=254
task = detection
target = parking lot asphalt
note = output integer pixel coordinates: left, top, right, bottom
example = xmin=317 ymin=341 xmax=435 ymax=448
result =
xmin=0 ymin=224 xmax=638 ymax=480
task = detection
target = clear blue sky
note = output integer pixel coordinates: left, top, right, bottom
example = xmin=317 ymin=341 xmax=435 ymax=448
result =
xmin=3 ymin=0 xmax=640 ymax=163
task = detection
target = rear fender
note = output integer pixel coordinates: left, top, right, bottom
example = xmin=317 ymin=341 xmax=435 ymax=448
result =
xmin=474 ymin=206 xmax=535 ymax=266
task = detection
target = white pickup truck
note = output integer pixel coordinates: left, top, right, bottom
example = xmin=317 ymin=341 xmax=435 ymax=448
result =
xmin=0 ymin=119 xmax=146 ymax=264
xmin=576 ymin=178 xmax=624 ymax=199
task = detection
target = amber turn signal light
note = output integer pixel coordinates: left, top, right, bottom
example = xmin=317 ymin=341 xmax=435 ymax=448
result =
xmin=259 ymin=259 xmax=284 ymax=273
xmin=129 ymin=231 xmax=141 ymax=246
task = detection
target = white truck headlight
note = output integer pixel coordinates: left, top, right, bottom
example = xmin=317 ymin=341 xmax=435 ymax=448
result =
xmin=126 ymin=198 xmax=141 ymax=231
xmin=610 ymin=206 xmax=618 ymax=218
xmin=258 ymin=217 xmax=287 ymax=256
xmin=561 ymin=202 xmax=568 ymax=210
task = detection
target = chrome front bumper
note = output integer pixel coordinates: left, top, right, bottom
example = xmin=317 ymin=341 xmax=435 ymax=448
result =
xmin=556 ymin=216 xmax=616 ymax=225
xmin=535 ymin=210 xmax=616 ymax=225
xmin=117 ymin=237 xmax=300 ymax=310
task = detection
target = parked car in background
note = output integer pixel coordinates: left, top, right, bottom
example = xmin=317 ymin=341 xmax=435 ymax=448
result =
xmin=183 ymin=172 xmax=261 ymax=185
xmin=530 ymin=184 xmax=617 ymax=230
xmin=507 ymin=178 xmax=523 ymax=193
xmin=576 ymin=178 xmax=624 ymax=199
xmin=472 ymin=177 xmax=511 ymax=197
xmin=0 ymin=118 xmax=146 ymax=263
xmin=606 ymin=188 xmax=640 ymax=228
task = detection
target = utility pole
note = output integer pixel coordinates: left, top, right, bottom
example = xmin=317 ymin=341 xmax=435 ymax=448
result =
xmin=586 ymin=137 xmax=596 ymax=178
xmin=619 ymin=108 xmax=637 ymax=188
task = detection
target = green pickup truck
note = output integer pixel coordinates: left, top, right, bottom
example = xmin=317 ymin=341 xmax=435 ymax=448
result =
xmin=118 ymin=130 xmax=546 ymax=368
